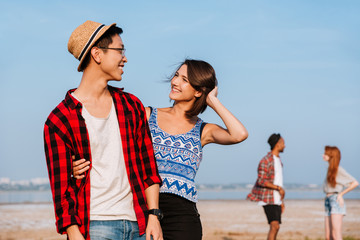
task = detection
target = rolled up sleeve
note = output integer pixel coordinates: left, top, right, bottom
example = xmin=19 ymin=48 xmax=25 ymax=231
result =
xmin=44 ymin=122 xmax=80 ymax=234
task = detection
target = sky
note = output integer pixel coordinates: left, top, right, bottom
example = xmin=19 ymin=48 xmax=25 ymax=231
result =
xmin=0 ymin=0 xmax=359 ymax=185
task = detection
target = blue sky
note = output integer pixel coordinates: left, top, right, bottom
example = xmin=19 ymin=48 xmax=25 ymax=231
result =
xmin=0 ymin=1 xmax=359 ymax=185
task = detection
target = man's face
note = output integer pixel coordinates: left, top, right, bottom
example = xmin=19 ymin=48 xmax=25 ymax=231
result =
xmin=100 ymin=34 xmax=128 ymax=81
xmin=277 ymin=138 xmax=286 ymax=152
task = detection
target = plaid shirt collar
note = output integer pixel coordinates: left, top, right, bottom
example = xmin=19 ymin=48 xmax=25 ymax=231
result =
xmin=63 ymin=86 xmax=124 ymax=110
xmin=64 ymin=88 xmax=81 ymax=110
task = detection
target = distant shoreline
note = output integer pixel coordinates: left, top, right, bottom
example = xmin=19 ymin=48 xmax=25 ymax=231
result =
xmin=0 ymin=196 xmax=360 ymax=206
xmin=1 ymin=188 xmax=360 ymax=205
xmin=1 ymin=198 xmax=359 ymax=205
xmin=0 ymin=201 xmax=52 ymax=205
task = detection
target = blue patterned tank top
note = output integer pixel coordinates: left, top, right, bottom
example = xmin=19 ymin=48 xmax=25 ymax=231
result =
xmin=148 ymin=107 xmax=204 ymax=202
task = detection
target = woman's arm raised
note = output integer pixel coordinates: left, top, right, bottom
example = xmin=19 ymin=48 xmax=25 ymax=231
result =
xmin=201 ymin=86 xmax=248 ymax=146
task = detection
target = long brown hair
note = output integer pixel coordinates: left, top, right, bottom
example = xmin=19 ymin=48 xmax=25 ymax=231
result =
xmin=325 ymin=146 xmax=341 ymax=188
xmin=171 ymin=59 xmax=217 ymax=119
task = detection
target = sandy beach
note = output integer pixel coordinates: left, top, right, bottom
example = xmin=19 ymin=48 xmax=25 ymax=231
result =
xmin=0 ymin=199 xmax=359 ymax=240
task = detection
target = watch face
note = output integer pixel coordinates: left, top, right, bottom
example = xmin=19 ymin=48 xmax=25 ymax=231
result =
xmin=149 ymin=209 xmax=163 ymax=220
xmin=158 ymin=212 xmax=164 ymax=220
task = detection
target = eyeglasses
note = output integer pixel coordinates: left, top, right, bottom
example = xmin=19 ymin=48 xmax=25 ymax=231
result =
xmin=98 ymin=47 xmax=126 ymax=57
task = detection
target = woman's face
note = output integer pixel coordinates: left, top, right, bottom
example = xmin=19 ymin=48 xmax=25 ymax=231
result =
xmin=169 ymin=64 xmax=201 ymax=101
xmin=323 ymin=153 xmax=330 ymax=162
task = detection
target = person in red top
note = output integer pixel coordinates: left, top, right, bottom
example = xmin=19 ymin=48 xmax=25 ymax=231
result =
xmin=43 ymin=20 xmax=162 ymax=240
xmin=247 ymin=133 xmax=286 ymax=240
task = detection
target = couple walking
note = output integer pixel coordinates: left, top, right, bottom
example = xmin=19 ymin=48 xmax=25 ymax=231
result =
xmin=44 ymin=20 xmax=248 ymax=240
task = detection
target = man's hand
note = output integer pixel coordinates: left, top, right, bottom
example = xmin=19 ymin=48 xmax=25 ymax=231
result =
xmin=281 ymin=202 xmax=285 ymax=213
xmin=67 ymin=225 xmax=85 ymax=240
xmin=278 ymin=187 xmax=285 ymax=200
xmin=146 ymin=215 xmax=163 ymax=240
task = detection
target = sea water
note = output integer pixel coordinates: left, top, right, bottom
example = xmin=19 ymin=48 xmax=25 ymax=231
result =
xmin=1 ymin=190 xmax=359 ymax=203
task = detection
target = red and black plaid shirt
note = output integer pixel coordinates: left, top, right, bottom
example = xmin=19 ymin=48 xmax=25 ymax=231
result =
xmin=44 ymin=85 xmax=161 ymax=239
xmin=247 ymin=152 xmax=282 ymax=204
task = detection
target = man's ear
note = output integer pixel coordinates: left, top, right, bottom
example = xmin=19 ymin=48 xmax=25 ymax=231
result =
xmin=90 ymin=47 xmax=102 ymax=64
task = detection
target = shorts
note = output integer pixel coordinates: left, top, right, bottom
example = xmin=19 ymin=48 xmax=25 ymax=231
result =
xmin=263 ymin=204 xmax=282 ymax=224
xmin=324 ymin=194 xmax=346 ymax=216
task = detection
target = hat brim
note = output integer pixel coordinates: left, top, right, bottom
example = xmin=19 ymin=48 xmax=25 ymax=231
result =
xmin=77 ymin=23 xmax=116 ymax=71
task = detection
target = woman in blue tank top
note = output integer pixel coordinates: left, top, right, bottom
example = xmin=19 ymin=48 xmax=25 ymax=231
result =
xmin=73 ymin=59 xmax=248 ymax=240
xmin=144 ymin=59 xmax=248 ymax=240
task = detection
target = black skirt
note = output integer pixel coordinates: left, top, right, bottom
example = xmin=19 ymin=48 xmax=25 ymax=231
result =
xmin=159 ymin=193 xmax=202 ymax=240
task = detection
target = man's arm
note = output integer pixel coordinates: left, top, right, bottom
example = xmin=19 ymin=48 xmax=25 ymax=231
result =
xmin=264 ymin=182 xmax=285 ymax=200
xmin=67 ymin=225 xmax=85 ymax=240
xmin=256 ymin=158 xmax=285 ymax=199
xmin=44 ymin=122 xmax=82 ymax=237
xmin=135 ymin=101 xmax=162 ymax=239
xmin=256 ymin=159 xmax=269 ymax=187
xmin=145 ymin=184 xmax=163 ymax=240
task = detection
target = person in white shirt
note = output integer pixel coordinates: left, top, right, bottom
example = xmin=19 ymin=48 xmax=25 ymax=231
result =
xmin=247 ymin=133 xmax=286 ymax=240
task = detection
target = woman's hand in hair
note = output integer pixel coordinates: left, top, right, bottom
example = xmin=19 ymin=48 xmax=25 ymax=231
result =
xmin=201 ymin=86 xmax=248 ymax=146
xmin=206 ymin=86 xmax=218 ymax=109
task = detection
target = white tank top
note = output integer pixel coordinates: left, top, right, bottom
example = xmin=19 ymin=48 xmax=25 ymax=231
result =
xmin=73 ymin=93 xmax=136 ymax=221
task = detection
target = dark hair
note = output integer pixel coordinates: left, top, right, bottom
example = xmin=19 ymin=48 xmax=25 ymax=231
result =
xmin=170 ymin=59 xmax=217 ymax=118
xmin=268 ymin=133 xmax=281 ymax=150
xmin=79 ymin=26 xmax=123 ymax=72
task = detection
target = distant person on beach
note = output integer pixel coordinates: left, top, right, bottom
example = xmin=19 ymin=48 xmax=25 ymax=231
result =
xmin=73 ymin=59 xmax=249 ymax=240
xmin=43 ymin=20 xmax=162 ymax=240
xmin=247 ymin=133 xmax=285 ymax=240
xmin=322 ymin=146 xmax=358 ymax=240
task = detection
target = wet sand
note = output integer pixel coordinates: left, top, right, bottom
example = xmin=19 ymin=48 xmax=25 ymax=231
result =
xmin=0 ymin=199 xmax=359 ymax=240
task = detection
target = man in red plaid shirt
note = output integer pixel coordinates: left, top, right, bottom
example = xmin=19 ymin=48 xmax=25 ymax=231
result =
xmin=44 ymin=20 xmax=162 ymax=240
xmin=247 ymin=133 xmax=286 ymax=240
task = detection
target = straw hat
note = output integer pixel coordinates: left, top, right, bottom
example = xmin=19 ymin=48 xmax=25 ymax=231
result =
xmin=68 ymin=20 xmax=116 ymax=71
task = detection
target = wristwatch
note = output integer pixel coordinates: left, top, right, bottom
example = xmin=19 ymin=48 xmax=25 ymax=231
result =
xmin=148 ymin=209 xmax=164 ymax=221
